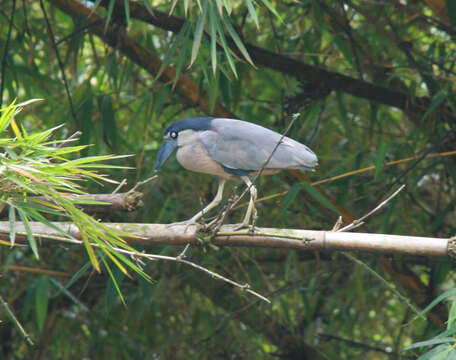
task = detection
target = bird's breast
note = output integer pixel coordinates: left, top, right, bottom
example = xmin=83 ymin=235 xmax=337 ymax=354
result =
xmin=176 ymin=142 xmax=234 ymax=179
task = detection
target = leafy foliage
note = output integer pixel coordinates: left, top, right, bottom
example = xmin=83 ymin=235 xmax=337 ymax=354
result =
xmin=0 ymin=99 xmax=147 ymax=282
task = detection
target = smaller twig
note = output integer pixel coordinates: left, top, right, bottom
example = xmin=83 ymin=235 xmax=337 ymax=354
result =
xmin=337 ymin=185 xmax=405 ymax=232
xmin=0 ymin=294 xmax=34 ymax=346
xmin=128 ymin=175 xmax=157 ymax=193
xmin=39 ymin=0 xmax=78 ymax=127
xmin=112 ymin=179 xmax=127 ymax=194
xmin=0 ymin=0 xmax=16 ymax=108
xmin=176 ymin=244 xmax=191 ymax=260
xmin=333 ymin=184 xmax=423 ymax=319
xmin=110 ymin=246 xmax=271 ymax=303
xmin=17 ymin=232 xmax=270 ymax=303
xmin=331 ymin=216 xmax=343 ymax=232
xmin=56 ymin=131 xmax=82 ymax=148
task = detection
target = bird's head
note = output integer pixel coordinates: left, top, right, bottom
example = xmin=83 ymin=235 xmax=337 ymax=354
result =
xmin=154 ymin=117 xmax=214 ymax=171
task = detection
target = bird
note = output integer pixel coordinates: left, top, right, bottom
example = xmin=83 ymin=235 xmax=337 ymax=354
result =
xmin=154 ymin=117 xmax=318 ymax=228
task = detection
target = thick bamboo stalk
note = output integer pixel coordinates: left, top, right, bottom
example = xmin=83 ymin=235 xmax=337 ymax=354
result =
xmin=0 ymin=222 xmax=450 ymax=258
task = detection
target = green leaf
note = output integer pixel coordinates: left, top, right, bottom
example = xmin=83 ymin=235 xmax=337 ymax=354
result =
xmin=156 ymin=22 xmax=191 ymax=81
xmin=209 ymin=2 xmax=218 ymax=74
xmin=244 ymin=0 xmax=259 ymax=28
xmin=333 ymin=33 xmax=354 ymax=67
xmin=50 ymin=278 xmax=89 ymax=312
xmin=410 ymin=288 xmax=456 ymax=323
xmin=300 ymin=182 xmax=340 ymax=214
xmin=123 ymin=0 xmax=130 ymax=25
xmin=374 ymin=142 xmax=389 ymax=179
xmin=9 ymin=205 xmax=16 ymax=246
xmin=213 ymin=5 xmax=238 ymax=77
xmin=423 ymin=90 xmax=447 ymax=120
xmin=405 ymin=337 xmax=454 ymax=350
xmin=35 ymin=275 xmax=49 ymax=331
xmin=64 ymin=261 xmax=93 ymax=290
xmin=416 ymin=344 xmax=453 ymax=360
xmin=100 ymin=94 xmax=117 ymax=150
xmin=189 ymin=0 xmax=208 ymax=68
xmin=259 ymin=0 xmax=282 ymax=21
xmin=105 ymin=0 xmax=116 ymax=31
xmin=17 ymin=209 xmax=39 ymax=259
xmin=273 ymin=183 xmax=300 ymax=223
xmin=221 ymin=14 xmax=255 ymax=67
xmin=448 ymin=299 xmax=456 ymax=330
xmin=0 ymin=100 xmax=16 ymax=133
xmin=100 ymin=252 xmax=126 ymax=310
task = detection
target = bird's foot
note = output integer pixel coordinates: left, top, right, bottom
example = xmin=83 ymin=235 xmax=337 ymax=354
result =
xmin=226 ymin=222 xmax=257 ymax=234
xmin=227 ymin=207 xmax=258 ymax=233
xmin=165 ymin=219 xmax=203 ymax=233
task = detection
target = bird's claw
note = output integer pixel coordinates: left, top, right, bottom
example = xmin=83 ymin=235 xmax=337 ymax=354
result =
xmin=165 ymin=219 xmax=203 ymax=233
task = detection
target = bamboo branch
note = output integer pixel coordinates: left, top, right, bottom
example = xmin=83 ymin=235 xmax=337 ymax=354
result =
xmin=0 ymin=192 xmax=143 ymax=217
xmin=0 ymin=222 xmax=450 ymax=258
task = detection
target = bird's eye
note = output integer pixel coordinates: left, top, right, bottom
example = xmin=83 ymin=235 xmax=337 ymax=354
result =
xmin=170 ymin=131 xmax=178 ymax=139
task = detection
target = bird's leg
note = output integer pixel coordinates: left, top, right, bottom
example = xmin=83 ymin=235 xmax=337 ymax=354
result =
xmin=231 ymin=176 xmax=257 ymax=231
xmin=188 ymin=178 xmax=226 ymax=223
xmin=166 ymin=178 xmax=226 ymax=232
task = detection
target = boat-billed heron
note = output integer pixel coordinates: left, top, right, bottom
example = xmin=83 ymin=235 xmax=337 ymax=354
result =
xmin=154 ymin=117 xmax=318 ymax=227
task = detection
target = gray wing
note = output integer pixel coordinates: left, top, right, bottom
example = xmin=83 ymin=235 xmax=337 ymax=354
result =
xmin=198 ymin=118 xmax=318 ymax=172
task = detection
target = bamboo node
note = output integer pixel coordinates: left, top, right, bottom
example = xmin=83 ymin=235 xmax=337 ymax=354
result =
xmin=447 ymin=237 xmax=456 ymax=261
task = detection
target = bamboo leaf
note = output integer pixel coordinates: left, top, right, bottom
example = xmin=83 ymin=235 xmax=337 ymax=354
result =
xmin=10 ymin=117 xmax=23 ymax=140
xmin=410 ymin=288 xmax=456 ymax=323
xmin=105 ymin=0 xmax=116 ymax=31
xmin=17 ymin=209 xmax=39 ymax=259
xmin=35 ymin=275 xmax=49 ymax=331
xmin=209 ymin=2 xmax=218 ymax=74
xmin=79 ymin=228 xmax=100 ymax=272
xmin=123 ymin=0 xmax=130 ymax=25
xmin=374 ymin=142 xmax=389 ymax=179
xmin=213 ymin=6 xmax=238 ymax=77
xmin=9 ymin=205 xmax=16 ymax=246
xmin=404 ymin=337 xmax=455 ymax=350
xmin=259 ymin=0 xmax=282 ymax=21
xmin=300 ymin=182 xmax=340 ymax=214
xmin=221 ymin=14 xmax=255 ymax=67
xmin=189 ymin=0 xmax=208 ymax=68
xmin=100 ymin=252 xmax=126 ymax=309
xmin=423 ymin=90 xmax=447 ymax=120
xmin=245 ymin=0 xmax=259 ymax=28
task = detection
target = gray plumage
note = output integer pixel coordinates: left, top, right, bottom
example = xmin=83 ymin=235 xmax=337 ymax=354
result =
xmin=154 ymin=117 xmax=318 ymax=228
xmin=199 ymin=118 xmax=318 ymax=175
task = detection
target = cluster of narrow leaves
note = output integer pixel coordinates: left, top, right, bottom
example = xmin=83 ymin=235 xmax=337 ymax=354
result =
xmin=0 ymin=100 xmax=148 ymax=294
xmin=156 ymin=0 xmax=279 ymax=79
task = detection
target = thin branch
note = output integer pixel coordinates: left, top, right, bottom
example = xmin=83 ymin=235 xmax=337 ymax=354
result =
xmin=40 ymin=0 xmax=78 ymax=127
xmin=319 ymin=333 xmax=407 ymax=357
xmin=337 ymin=185 xmax=405 ymax=232
xmin=0 ymin=294 xmax=34 ymax=346
xmin=335 ymin=185 xmax=424 ymax=320
xmin=0 ymin=0 xmax=16 ymax=108
xmin=55 ymin=130 xmax=82 ymax=148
